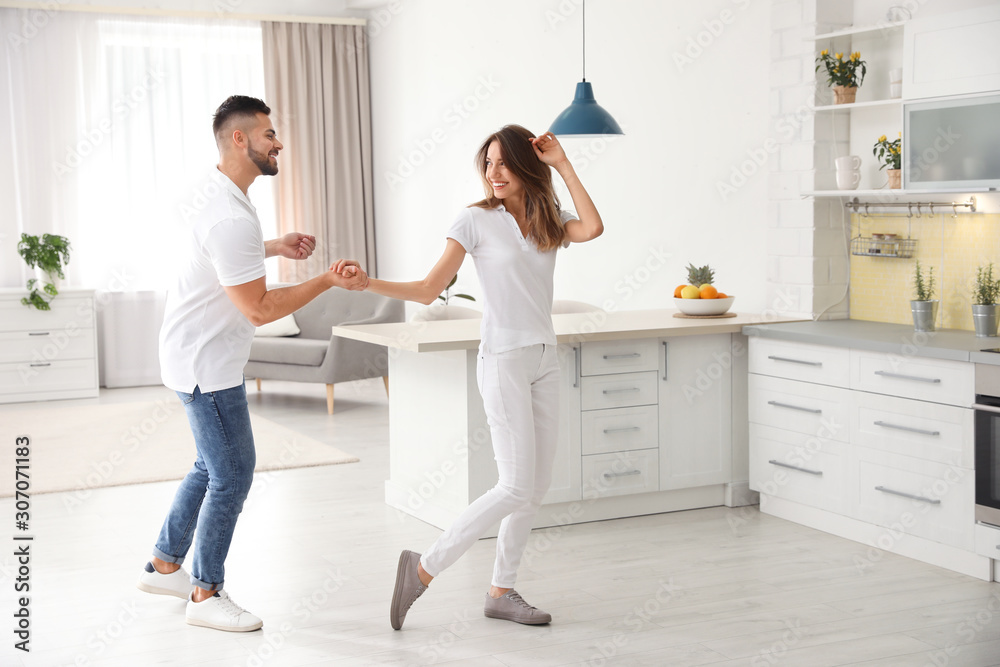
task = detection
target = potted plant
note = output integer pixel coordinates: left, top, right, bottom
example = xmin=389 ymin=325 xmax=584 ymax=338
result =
xmin=874 ymin=132 xmax=902 ymax=189
xmin=17 ymin=233 xmax=72 ymax=311
xmin=972 ymin=263 xmax=1000 ymax=337
xmin=438 ymin=274 xmax=475 ymax=305
xmin=815 ymin=50 xmax=866 ymax=104
xmin=911 ymin=260 xmax=938 ymax=332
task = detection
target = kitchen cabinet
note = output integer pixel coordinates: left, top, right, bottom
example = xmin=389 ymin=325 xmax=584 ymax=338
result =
xmin=748 ymin=334 xmax=988 ymax=580
xmin=334 ymin=310 xmax=790 ymax=531
xmin=0 ymin=288 xmax=99 ymax=404
xmin=658 ymin=335 xmax=733 ymax=490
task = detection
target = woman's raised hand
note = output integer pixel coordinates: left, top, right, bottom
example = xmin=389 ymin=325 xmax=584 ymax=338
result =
xmin=530 ymin=132 xmax=568 ymax=167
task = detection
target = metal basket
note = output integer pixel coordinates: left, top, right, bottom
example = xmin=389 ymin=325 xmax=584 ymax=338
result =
xmin=850 ymin=236 xmax=916 ymax=258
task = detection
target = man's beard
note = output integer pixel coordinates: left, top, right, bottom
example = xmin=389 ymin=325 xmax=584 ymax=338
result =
xmin=249 ymin=143 xmax=278 ymax=176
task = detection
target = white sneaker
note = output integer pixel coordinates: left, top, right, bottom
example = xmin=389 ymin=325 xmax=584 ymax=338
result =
xmin=186 ymin=590 xmax=263 ymax=632
xmin=136 ymin=561 xmax=194 ymax=599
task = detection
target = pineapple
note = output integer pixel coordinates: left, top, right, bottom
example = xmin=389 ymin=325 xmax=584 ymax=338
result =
xmin=685 ymin=263 xmax=715 ymax=287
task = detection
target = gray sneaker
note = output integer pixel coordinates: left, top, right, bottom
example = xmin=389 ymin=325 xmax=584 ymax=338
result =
xmin=484 ymin=590 xmax=551 ymax=625
xmin=390 ymin=550 xmax=427 ymax=630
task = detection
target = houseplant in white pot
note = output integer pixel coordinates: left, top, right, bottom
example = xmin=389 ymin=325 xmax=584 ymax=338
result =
xmin=972 ymin=263 xmax=1000 ymax=337
xmin=910 ymin=260 xmax=937 ymax=332
xmin=17 ymin=233 xmax=72 ymax=310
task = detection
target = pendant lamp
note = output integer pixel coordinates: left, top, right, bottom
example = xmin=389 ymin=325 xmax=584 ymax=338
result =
xmin=548 ymin=0 xmax=623 ymax=138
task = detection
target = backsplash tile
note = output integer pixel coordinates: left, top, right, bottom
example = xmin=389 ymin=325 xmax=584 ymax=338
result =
xmin=849 ymin=213 xmax=1000 ymax=330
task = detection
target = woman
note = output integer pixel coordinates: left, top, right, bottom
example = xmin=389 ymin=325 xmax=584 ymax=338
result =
xmin=355 ymin=124 xmax=603 ymax=629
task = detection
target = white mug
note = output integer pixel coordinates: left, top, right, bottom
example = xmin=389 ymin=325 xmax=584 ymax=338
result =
xmin=837 ymin=169 xmax=861 ymax=190
xmin=889 ymin=67 xmax=903 ymax=83
xmin=890 ymin=82 xmax=902 ymax=98
xmin=835 ymin=155 xmax=862 ymax=171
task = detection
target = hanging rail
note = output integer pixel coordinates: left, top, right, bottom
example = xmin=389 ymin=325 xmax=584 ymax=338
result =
xmin=845 ymin=196 xmax=977 ymax=216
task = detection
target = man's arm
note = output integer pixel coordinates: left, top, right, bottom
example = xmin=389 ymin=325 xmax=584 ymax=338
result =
xmin=223 ymin=266 xmax=366 ymax=326
xmin=264 ymin=232 xmax=316 ymax=259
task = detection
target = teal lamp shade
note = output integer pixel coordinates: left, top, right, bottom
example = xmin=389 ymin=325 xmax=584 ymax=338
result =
xmin=548 ymin=81 xmax=623 ymax=138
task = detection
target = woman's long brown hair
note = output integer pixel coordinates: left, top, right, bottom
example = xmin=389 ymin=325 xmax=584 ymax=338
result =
xmin=469 ymin=124 xmax=566 ymax=252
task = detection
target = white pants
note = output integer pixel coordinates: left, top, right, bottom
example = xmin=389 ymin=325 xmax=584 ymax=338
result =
xmin=421 ymin=343 xmax=560 ymax=588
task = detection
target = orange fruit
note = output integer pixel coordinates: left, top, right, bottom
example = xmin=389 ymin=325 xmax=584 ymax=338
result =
xmin=716 ymin=292 xmax=728 ymax=299
xmin=674 ymin=284 xmax=686 ymax=298
xmin=699 ymin=284 xmax=718 ymax=299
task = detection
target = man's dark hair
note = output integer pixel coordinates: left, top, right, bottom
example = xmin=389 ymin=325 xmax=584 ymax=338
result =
xmin=212 ymin=95 xmax=270 ymax=142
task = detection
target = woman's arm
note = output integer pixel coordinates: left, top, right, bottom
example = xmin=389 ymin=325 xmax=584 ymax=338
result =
xmin=350 ymin=238 xmax=467 ymax=305
xmin=531 ymin=133 xmax=604 ymax=244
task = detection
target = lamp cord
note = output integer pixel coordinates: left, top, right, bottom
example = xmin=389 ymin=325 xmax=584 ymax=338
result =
xmin=582 ymin=0 xmax=586 ymax=81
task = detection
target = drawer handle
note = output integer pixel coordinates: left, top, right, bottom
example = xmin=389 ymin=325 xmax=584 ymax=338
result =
xmin=768 ymin=459 xmax=822 ymax=476
xmin=603 ymin=426 xmax=641 ymax=434
xmin=662 ymin=341 xmax=668 ymax=381
xmin=767 ymin=400 xmax=821 ymax=414
xmin=603 ymin=353 xmax=641 ymax=360
xmin=573 ymin=346 xmax=581 ymax=389
xmin=873 ymin=370 xmax=941 ymax=384
xmin=28 ymin=332 xmax=51 ymax=336
xmin=603 ymin=469 xmax=641 ymax=480
xmin=603 ymin=387 xmax=640 ymax=395
xmin=874 ymin=485 xmax=941 ymax=505
xmin=873 ymin=420 xmax=940 ymax=437
xmin=767 ymin=355 xmax=822 ymax=367
xmin=30 ymin=363 xmax=52 ymax=367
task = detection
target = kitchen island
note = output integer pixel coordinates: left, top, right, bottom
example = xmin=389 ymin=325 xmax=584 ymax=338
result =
xmin=333 ymin=309 xmax=801 ymax=531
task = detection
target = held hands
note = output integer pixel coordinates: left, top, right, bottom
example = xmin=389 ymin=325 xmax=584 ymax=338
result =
xmin=531 ymin=132 xmax=569 ymax=168
xmin=329 ymin=259 xmax=368 ymax=291
xmin=275 ymin=233 xmax=316 ymax=260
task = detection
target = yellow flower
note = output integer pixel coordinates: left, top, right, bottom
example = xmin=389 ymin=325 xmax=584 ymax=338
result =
xmin=835 ymin=52 xmax=843 ymax=60
xmin=820 ymin=49 xmax=828 ymax=56
xmin=879 ymin=134 xmax=887 ymax=142
xmin=850 ymin=52 xmax=859 ymax=61
xmin=898 ymin=131 xmax=902 ymax=137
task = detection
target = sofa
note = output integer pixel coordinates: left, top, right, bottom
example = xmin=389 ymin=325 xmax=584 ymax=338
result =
xmin=243 ymin=285 xmax=404 ymax=413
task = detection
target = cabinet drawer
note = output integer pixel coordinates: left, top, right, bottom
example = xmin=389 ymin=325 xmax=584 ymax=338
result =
xmin=0 ymin=297 xmax=95 ymax=333
xmin=851 ymin=350 xmax=973 ymax=407
xmin=749 ymin=424 xmax=848 ymax=514
xmin=0 ymin=359 xmax=97 ymax=395
xmin=581 ymin=339 xmax=659 ymax=376
xmin=582 ymin=406 xmax=658 ymax=455
xmin=749 ymin=338 xmax=849 ymax=387
xmin=855 ymin=449 xmax=974 ymax=550
xmin=581 ymin=371 xmax=658 ymax=411
xmin=851 ymin=391 xmax=973 ymax=467
xmin=748 ymin=374 xmax=850 ymax=443
xmin=0 ymin=329 xmax=95 ymax=364
xmin=582 ymin=449 xmax=659 ymax=498
xmin=974 ymin=523 xmax=1000 ymax=560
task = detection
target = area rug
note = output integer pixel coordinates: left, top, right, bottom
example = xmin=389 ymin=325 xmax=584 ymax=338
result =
xmin=0 ymin=400 xmax=358 ymax=497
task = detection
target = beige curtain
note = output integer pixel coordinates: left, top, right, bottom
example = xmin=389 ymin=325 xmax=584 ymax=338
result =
xmin=261 ymin=22 xmax=376 ymax=282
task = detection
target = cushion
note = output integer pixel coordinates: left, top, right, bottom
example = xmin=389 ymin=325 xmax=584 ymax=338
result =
xmin=254 ymin=314 xmax=300 ymax=337
xmin=248 ymin=337 xmax=327 ymax=366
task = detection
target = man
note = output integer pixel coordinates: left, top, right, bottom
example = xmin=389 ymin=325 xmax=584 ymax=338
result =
xmin=136 ymin=95 xmax=367 ymax=632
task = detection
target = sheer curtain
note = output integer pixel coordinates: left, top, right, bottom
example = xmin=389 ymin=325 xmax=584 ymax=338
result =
xmin=0 ymin=9 xmax=277 ymax=293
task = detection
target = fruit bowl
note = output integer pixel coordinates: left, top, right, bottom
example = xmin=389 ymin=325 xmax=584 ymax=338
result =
xmin=673 ymin=296 xmax=735 ymax=316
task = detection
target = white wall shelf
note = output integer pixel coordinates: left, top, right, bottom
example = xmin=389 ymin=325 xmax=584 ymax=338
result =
xmin=811 ymin=21 xmax=907 ymax=41
xmin=804 ymin=190 xmax=991 ymax=198
xmin=814 ymin=99 xmax=901 ymax=112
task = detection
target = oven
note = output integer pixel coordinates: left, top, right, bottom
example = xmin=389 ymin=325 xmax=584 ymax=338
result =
xmin=975 ymin=363 xmax=1000 ymax=527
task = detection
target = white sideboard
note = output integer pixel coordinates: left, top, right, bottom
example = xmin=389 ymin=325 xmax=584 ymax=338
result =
xmin=747 ymin=335 xmax=988 ymax=580
xmin=333 ymin=310 xmax=798 ymax=532
xmin=0 ymin=288 xmax=99 ymax=404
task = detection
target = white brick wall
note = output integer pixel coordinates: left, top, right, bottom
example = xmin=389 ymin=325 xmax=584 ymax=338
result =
xmin=767 ymin=0 xmax=852 ymax=320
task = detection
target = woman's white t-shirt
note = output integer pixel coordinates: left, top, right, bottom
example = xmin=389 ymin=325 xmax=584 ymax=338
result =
xmin=447 ymin=204 xmax=575 ymax=354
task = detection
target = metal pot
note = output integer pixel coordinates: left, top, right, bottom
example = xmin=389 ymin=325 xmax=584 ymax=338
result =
xmin=973 ymin=304 xmax=1000 ymax=337
xmin=910 ymin=300 xmax=939 ymax=332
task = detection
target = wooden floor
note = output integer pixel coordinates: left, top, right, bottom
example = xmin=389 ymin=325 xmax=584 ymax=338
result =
xmin=2 ymin=378 xmax=1000 ymax=667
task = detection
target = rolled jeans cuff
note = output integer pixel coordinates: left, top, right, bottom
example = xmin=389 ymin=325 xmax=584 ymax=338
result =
xmin=152 ymin=546 xmax=185 ymax=565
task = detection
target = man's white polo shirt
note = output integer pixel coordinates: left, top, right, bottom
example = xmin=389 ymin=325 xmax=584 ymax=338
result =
xmin=159 ymin=168 xmax=266 ymax=393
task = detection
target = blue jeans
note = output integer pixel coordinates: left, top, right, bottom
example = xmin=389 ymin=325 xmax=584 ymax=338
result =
xmin=152 ymin=383 xmax=255 ymax=591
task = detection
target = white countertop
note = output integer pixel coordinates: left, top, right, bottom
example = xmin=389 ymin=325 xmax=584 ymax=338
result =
xmin=332 ymin=310 xmax=804 ymax=353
